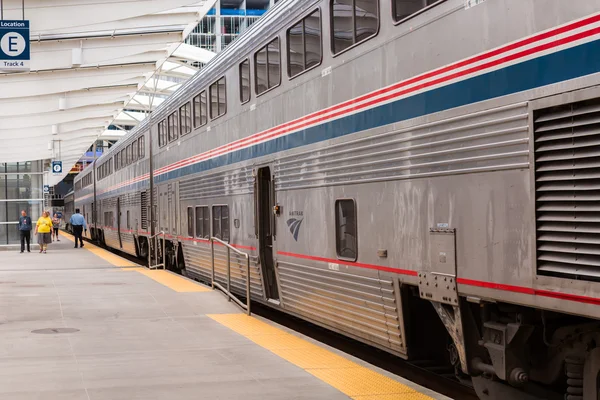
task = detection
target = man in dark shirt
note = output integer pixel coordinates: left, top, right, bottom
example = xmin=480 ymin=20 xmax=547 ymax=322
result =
xmin=18 ymin=210 xmax=32 ymax=253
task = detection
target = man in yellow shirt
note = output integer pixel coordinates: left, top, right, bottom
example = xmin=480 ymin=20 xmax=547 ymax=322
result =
xmin=34 ymin=211 xmax=53 ymax=253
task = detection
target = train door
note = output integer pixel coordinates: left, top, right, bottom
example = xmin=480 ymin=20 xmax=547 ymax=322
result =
xmin=82 ymin=205 xmax=87 ymax=239
xmin=256 ymin=166 xmax=279 ymax=301
xmin=158 ymin=184 xmax=169 ymax=234
xmin=91 ymin=202 xmax=95 ymax=240
xmin=167 ymin=183 xmax=178 ymax=236
xmin=116 ymin=198 xmax=123 ymax=248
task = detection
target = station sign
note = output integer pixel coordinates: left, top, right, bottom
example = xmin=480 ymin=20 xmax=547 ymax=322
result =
xmin=43 ymin=185 xmax=50 ymax=194
xmin=0 ymin=20 xmax=30 ymax=72
xmin=52 ymin=161 xmax=63 ymax=174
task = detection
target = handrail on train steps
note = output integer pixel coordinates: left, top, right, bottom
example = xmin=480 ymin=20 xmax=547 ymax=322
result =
xmin=210 ymin=236 xmax=251 ymax=316
xmin=148 ymin=231 xmax=166 ymax=270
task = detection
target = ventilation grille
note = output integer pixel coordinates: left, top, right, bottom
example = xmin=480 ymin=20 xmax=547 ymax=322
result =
xmin=534 ymin=97 xmax=600 ymax=279
xmin=141 ymin=191 xmax=148 ymax=230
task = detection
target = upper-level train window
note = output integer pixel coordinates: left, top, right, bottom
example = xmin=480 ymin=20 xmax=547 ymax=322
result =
xmin=179 ymin=102 xmax=192 ymax=136
xmin=115 ymin=154 xmax=120 ymax=170
xmin=138 ymin=136 xmax=145 ymax=159
xmin=239 ymin=59 xmax=250 ymax=104
xmin=195 ymin=206 xmax=210 ymax=239
xmin=212 ymin=205 xmax=229 ymax=242
xmin=335 ymin=199 xmax=357 ymax=261
xmin=287 ymin=9 xmax=322 ymax=78
xmin=393 ymin=0 xmax=444 ymax=23
xmin=132 ymin=141 xmax=138 ymax=162
xmin=193 ymin=91 xmax=208 ymax=128
xmin=255 ymin=37 xmax=281 ymax=95
xmin=168 ymin=111 xmax=179 ymax=142
xmin=331 ymin=0 xmax=378 ymax=55
xmin=130 ymin=144 xmax=135 ymax=164
xmin=158 ymin=120 xmax=167 ymax=147
xmin=120 ymin=150 xmax=125 ymax=168
xmin=209 ymin=78 xmax=226 ymax=119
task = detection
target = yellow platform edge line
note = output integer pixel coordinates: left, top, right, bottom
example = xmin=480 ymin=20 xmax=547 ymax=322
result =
xmin=207 ymin=314 xmax=434 ymax=400
xmin=132 ymin=269 xmax=211 ymax=293
xmin=58 ymin=231 xmax=139 ymax=267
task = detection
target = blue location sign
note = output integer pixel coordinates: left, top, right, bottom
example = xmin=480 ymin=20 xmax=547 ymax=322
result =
xmin=0 ymin=20 xmax=30 ymax=71
xmin=52 ymin=161 xmax=63 ymax=174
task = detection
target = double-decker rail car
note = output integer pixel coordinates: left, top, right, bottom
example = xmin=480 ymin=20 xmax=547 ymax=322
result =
xmin=74 ymin=0 xmax=600 ymax=397
xmin=63 ymin=190 xmax=74 ymax=232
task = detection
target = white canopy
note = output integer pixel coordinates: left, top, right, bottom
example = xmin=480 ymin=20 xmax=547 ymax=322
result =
xmin=0 ymin=0 xmax=217 ymax=185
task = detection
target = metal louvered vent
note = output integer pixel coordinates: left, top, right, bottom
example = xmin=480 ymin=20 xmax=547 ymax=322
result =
xmin=140 ymin=191 xmax=148 ymax=230
xmin=534 ymin=98 xmax=600 ymax=280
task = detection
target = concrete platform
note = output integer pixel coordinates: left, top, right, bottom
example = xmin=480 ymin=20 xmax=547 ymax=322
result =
xmin=0 ymin=232 xmax=451 ymax=400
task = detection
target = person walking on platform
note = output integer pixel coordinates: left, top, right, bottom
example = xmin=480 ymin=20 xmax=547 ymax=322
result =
xmin=52 ymin=213 xmax=61 ymax=242
xmin=70 ymin=209 xmax=87 ymax=249
xmin=34 ymin=211 xmax=53 ymax=254
xmin=18 ymin=210 xmax=32 ymax=253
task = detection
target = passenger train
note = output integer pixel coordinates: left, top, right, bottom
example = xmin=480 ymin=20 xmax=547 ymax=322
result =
xmin=71 ymin=0 xmax=600 ymax=397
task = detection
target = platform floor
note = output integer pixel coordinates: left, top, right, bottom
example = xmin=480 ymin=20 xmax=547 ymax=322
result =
xmin=0 ymin=232 xmax=451 ymax=400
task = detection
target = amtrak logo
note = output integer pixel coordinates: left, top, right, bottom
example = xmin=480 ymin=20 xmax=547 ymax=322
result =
xmin=286 ymin=218 xmax=303 ymax=241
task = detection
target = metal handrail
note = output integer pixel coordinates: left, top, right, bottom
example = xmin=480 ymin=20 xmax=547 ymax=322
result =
xmin=210 ymin=236 xmax=251 ymax=316
xmin=148 ymin=231 xmax=166 ymax=270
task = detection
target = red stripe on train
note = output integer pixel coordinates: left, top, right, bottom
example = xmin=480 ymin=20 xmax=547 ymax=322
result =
xmin=278 ymin=252 xmax=600 ymax=306
xmin=276 ymin=251 xmax=418 ymax=276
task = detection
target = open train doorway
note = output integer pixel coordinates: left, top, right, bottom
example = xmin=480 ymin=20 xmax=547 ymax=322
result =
xmin=256 ymin=166 xmax=279 ymax=302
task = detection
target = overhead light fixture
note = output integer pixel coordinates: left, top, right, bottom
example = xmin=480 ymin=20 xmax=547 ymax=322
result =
xmin=72 ymin=47 xmax=82 ymax=67
xmin=52 ymin=125 xmax=59 ymax=135
xmin=58 ymin=97 xmax=67 ymax=110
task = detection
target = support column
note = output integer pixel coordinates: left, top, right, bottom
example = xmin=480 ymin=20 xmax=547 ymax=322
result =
xmin=215 ymin=0 xmax=222 ymax=52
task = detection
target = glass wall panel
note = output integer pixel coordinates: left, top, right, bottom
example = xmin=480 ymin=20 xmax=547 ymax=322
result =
xmin=0 ymin=161 xmax=45 ymax=244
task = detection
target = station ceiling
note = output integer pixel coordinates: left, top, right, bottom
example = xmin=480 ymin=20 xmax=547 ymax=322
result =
xmin=0 ymin=0 xmax=216 ymax=185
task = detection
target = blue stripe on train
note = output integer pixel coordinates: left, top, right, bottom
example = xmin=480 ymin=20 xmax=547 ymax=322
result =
xmin=102 ymin=38 xmax=600 ymax=195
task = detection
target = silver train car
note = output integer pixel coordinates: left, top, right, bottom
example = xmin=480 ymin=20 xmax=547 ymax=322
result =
xmin=62 ymin=190 xmax=74 ymax=232
xmin=73 ymin=0 xmax=600 ymax=397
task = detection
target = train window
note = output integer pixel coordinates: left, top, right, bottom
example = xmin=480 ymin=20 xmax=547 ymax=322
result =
xmin=168 ymin=112 xmax=179 ymax=142
xmin=335 ymin=199 xmax=357 ymax=261
xmin=132 ymin=141 xmax=138 ymax=162
xmin=255 ymin=37 xmax=281 ymax=95
xmin=331 ymin=0 xmax=379 ymax=55
xmin=287 ymin=9 xmax=322 ymax=78
xmin=179 ymin=102 xmax=192 ymax=136
xmin=127 ymin=211 xmax=131 ymax=230
xmin=393 ymin=0 xmax=443 ymax=23
xmin=138 ymin=136 xmax=145 ymax=159
xmin=120 ymin=150 xmax=125 ymax=168
xmin=104 ymin=211 xmax=113 ymax=227
xmin=209 ymin=77 xmax=226 ymax=119
xmin=158 ymin=120 xmax=167 ymax=147
xmin=212 ymin=205 xmax=229 ymax=242
xmin=239 ymin=59 xmax=250 ymax=104
xmin=115 ymin=154 xmax=119 ymax=170
xmin=193 ymin=91 xmax=208 ymax=128
xmin=195 ymin=206 xmax=210 ymax=239
xmin=187 ymin=207 xmax=194 ymax=237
